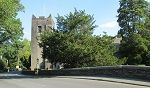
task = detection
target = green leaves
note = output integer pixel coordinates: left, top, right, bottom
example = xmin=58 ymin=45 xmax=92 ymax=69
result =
xmin=1 ymin=39 xmax=31 ymax=69
xmin=0 ymin=0 xmax=24 ymax=45
xmin=40 ymin=9 xmax=120 ymax=68
xmin=56 ymin=9 xmax=97 ymax=35
xmin=19 ymin=39 xmax=31 ymax=69
xmin=117 ymin=0 xmax=150 ymax=65
xmin=117 ymin=0 xmax=149 ymax=38
xmin=0 ymin=0 xmax=24 ymax=21
xmin=0 ymin=0 xmax=24 ymax=69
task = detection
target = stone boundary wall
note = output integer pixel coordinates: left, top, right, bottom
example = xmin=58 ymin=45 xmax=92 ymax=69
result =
xmin=22 ymin=65 xmax=150 ymax=80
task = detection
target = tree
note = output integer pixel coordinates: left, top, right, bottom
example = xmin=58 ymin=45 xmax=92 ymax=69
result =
xmin=1 ymin=40 xmax=22 ymax=69
xmin=141 ymin=7 xmax=150 ymax=65
xmin=40 ymin=9 xmax=121 ymax=68
xmin=0 ymin=0 xmax=24 ymax=48
xmin=40 ymin=31 xmax=120 ymax=68
xmin=56 ymin=9 xmax=97 ymax=35
xmin=0 ymin=0 xmax=24 ymax=69
xmin=19 ymin=39 xmax=31 ymax=69
xmin=117 ymin=0 xmax=150 ymax=65
xmin=1 ymin=39 xmax=31 ymax=69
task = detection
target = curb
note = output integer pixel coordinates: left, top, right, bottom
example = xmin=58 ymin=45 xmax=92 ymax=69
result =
xmin=57 ymin=76 xmax=150 ymax=87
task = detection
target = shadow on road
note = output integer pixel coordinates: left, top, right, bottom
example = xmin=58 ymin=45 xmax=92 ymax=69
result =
xmin=0 ymin=71 xmax=56 ymax=79
xmin=0 ymin=71 xmax=149 ymax=82
xmin=0 ymin=71 xmax=150 ymax=87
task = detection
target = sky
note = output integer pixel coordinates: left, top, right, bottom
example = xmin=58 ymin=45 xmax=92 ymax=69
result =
xmin=18 ymin=0 xmax=150 ymax=40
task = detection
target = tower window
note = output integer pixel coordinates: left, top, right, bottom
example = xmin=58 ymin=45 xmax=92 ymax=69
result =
xmin=38 ymin=26 xmax=42 ymax=33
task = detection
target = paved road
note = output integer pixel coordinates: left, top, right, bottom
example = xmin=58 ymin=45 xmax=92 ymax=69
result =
xmin=0 ymin=72 xmax=149 ymax=88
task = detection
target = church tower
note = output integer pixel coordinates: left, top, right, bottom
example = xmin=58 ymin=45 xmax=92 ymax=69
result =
xmin=31 ymin=15 xmax=54 ymax=70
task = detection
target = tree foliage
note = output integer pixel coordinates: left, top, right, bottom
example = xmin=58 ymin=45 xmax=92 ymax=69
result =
xmin=0 ymin=0 xmax=25 ymax=70
xmin=117 ymin=0 xmax=150 ymax=65
xmin=56 ymin=9 xmax=97 ymax=35
xmin=1 ymin=39 xmax=31 ymax=69
xmin=0 ymin=0 xmax=24 ymax=46
xmin=19 ymin=39 xmax=31 ymax=69
xmin=40 ymin=9 xmax=121 ymax=68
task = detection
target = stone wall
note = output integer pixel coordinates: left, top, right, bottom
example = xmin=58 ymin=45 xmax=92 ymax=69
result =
xmin=22 ymin=65 xmax=150 ymax=80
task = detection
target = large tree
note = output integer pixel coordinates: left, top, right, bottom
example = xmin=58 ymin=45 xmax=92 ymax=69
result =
xmin=0 ymin=0 xmax=24 ymax=69
xmin=117 ymin=0 xmax=150 ymax=65
xmin=40 ymin=9 xmax=121 ymax=68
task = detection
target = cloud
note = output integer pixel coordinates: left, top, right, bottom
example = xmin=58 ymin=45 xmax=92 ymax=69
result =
xmin=93 ymin=20 xmax=120 ymax=36
xmin=99 ymin=21 xmax=119 ymax=29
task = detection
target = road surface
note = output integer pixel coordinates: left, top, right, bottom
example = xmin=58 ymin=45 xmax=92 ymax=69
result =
xmin=0 ymin=72 xmax=149 ymax=88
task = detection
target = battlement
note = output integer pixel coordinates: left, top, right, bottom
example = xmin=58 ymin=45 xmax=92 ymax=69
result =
xmin=32 ymin=15 xmax=52 ymax=19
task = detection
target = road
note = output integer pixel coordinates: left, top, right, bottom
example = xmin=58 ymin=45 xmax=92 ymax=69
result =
xmin=0 ymin=72 xmax=149 ymax=88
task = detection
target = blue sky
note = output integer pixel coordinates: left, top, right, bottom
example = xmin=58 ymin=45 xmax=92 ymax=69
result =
xmin=17 ymin=0 xmax=149 ymax=40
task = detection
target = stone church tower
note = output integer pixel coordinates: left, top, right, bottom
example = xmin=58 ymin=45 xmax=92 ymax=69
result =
xmin=31 ymin=15 xmax=54 ymax=70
